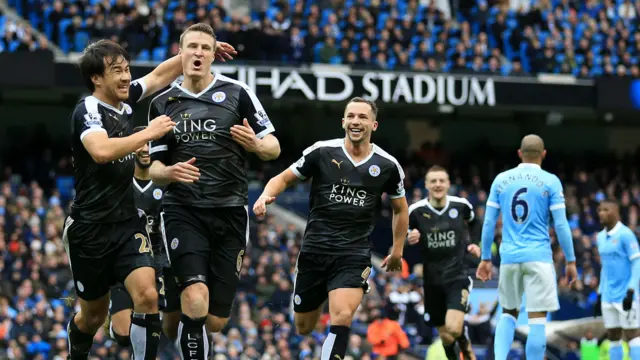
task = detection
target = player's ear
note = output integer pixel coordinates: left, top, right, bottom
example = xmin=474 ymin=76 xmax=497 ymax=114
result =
xmin=341 ymin=118 xmax=346 ymax=129
xmin=541 ymin=149 xmax=547 ymax=160
xmin=517 ymin=149 xmax=522 ymax=160
xmin=91 ymin=74 xmax=101 ymax=88
xmin=372 ymin=119 xmax=378 ymax=132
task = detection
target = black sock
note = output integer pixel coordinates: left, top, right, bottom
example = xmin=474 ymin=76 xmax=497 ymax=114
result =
xmin=457 ymin=329 xmax=473 ymax=359
xmin=112 ymin=330 xmax=131 ymax=348
xmin=322 ymin=325 xmax=350 ymax=359
xmin=67 ymin=314 xmax=95 ymax=360
xmin=130 ymin=312 xmax=161 ymax=359
xmin=443 ymin=342 xmax=459 ymax=360
xmin=177 ymin=314 xmax=208 ymax=360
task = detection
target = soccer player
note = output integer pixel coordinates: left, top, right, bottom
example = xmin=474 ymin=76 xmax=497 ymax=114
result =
xmin=476 ymin=134 xmax=577 ymax=360
xmin=64 ymin=40 xmax=181 ymax=360
xmin=595 ymin=199 xmax=640 ymax=360
xmin=103 ymin=126 xmax=168 ymax=348
xmin=252 ymin=97 xmax=408 ymax=360
xmin=407 ymin=165 xmax=479 ymax=360
xmin=148 ymin=23 xmax=281 ymax=360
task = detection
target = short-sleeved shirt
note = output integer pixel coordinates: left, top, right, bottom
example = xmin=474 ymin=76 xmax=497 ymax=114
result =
xmin=289 ymin=138 xmax=405 ymax=256
xmin=70 ymin=79 xmax=149 ymax=223
xmin=149 ymin=75 xmax=275 ymax=208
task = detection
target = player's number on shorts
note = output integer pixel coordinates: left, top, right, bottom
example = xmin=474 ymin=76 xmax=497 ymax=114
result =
xmin=158 ymin=277 xmax=165 ymax=296
xmin=511 ymin=187 xmax=529 ymax=224
xmin=135 ymin=233 xmax=152 ymax=254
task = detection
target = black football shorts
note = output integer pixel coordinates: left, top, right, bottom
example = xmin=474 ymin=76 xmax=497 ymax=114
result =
xmin=62 ymin=212 xmax=154 ymax=301
xmin=162 ymin=205 xmax=248 ymax=318
xmin=423 ymin=277 xmax=473 ymax=327
xmin=292 ymin=252 xmax=372 ymax=313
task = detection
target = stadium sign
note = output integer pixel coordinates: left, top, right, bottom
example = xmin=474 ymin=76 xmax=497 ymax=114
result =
xmin=210 ymin=65 xmax=496 ymax=106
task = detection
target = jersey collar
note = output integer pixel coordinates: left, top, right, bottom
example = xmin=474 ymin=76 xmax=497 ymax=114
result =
xmin=176 ymin=75 xmax=217 ymax=98
xmin=424 ymin=195 xmax=450 ymax=216
xmin=606 ymin=221 xmax=622 ymax=236
xmin=517 ymin=163 xmax=541 ymax=169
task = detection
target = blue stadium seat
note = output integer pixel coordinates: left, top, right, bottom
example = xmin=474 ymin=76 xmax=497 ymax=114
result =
xmin=152 ymin=47 xmax=167 ymax=62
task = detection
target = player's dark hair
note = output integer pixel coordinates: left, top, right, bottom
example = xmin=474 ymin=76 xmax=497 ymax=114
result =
xmin=348 ymin=97 xmax=378 ymax=118
xmin=426 ymin=165 xmax=448 ymax=175
xmin=600 ymin=198 xmax=620 ymax=208
xmin=79 ymin=40 xmax=130 ymax=92
xmin=179 ymin=22 xmax=217 ymax=47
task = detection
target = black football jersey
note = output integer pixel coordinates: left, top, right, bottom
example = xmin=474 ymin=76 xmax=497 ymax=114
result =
xmin=290 ymin=138 xmax=406 ymax=256
xmin=132 ymin=178 xmax=166 ymax=250
xmin=149 ymin=75 xmax=275 ymax=208
xmin=70 ymin=79 xmax=149 ymax=223
xmin=409 ymin=195 xmax=475 ymax=285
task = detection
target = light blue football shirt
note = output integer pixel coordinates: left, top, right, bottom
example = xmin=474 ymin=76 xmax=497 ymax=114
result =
xmin=597 ymin=222 xmax=640 ymax=303
xmin=486 ymin=163 xmax=566 ymax=264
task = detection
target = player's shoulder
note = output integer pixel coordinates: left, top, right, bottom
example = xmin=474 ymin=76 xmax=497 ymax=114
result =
xmin=408 ymin=198 xmax=430 ymax=215
xmin=448 ymin=195 xmax=473 ymax=209
xmin=214 ymin=74 xmax=252 ymax=93
xmin=72 ymin=96 xmax=131 ymax=119
xmin=372 ymin=144 xmax=402 ymax=169
xmin=148 ymin=83 xmax=180 ymax=106
xmin=618 ymin=223 xmax=637 ymax=238
xmin=303 ymin=138 xmax=343 ymax=155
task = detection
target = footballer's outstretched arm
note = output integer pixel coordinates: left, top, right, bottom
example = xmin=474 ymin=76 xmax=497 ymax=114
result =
xmin=390 ymin=197 xmax=409 ymax=256
xmin=253 ymin=169 xmax=300 ymax=216
xmin=139 ymin=56 xmax=183 ymax=97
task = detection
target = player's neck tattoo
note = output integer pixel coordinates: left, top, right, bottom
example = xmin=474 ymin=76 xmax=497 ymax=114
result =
xmin=429 ymin=196 xmax=446 ymax=208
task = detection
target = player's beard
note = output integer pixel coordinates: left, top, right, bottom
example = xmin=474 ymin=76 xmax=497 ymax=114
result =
xmin=135 ymin=158 xmax=151 ymax=169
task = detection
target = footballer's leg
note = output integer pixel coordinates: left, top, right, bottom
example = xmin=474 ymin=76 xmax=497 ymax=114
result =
xmin=115 ymin=214 xmax=162 ymax=360
xmin=164 ymin=206 xmax=211 ymax=360
xmin=292 ymin=252 xmax=330 ymax=335
xmin=621 ymin=303 xmax=640 ymax=360
xmin=494 ymin=263 xmax=524 ymax=360
xmin=106 ymin=283 xmax=134 ymax=347
xmin=205 ymin=206 xmax=249 ymax=333
xmin=422 ymin=286 xmax=452 ymax=359
xmin=63 ymin=217 xmax=113 ymax=360
xmin=443 ymin=277 xmax=475 ymax=360
xmin=523 ymin=262 xmax=560 ymax=360
xmin=624 ymin=329 xmax=640 ymax=360
xmin=322 ymin=254 xmax=372 ymax=360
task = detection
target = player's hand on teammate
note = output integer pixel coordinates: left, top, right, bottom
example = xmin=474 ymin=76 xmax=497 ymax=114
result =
xmin=564 ymin=262 xmax=578 ymax=287
xmin=476 ymin=260 xmax=493 ymax=282
xmin=147 ymin=115 xmax=176 ymax=140
xmin=231 ymin=119 xmax=260 ymax=152
xmin=623 ymin=289 xmax=635 ymax=311
xmin=165 ymin=157 xmax=200 ymax=183
xmin=467 ymin=244 xmax=481 ymax=258
xmin=252 ymin=195 xmax=276 ymax=216
xmin=381 ymin=251 xmax=403 ymax=272
xmin=214 ymin=41 xmax=237 ymax=62
xmin=407 ymin=229 xmax=421 ymax=245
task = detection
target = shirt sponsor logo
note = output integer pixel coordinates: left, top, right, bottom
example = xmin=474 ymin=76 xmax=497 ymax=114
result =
xmin=329 ymin=184 xmax=367 ymax=207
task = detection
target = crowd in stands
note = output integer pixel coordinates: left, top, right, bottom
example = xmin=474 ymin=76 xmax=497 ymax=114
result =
xmin=2 ymin=140 xmax=640 ymax=359
xmin=1 ymin=0 xmax=639 ymax=77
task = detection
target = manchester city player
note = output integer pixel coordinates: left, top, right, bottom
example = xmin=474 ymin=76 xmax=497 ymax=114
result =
xmin=595 ymin=199 xmax=640 ymax=360
xmin=476 ymin=134 xmax=577 ymax=360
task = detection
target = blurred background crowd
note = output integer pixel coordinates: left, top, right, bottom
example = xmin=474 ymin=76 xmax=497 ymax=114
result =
xmin=2 ymin=0 xmax=640 ymax=76
xmin=0 ymin=0 xmax=638 ymax=359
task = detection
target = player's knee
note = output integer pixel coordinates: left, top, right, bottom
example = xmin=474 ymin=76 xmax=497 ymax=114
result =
xmin=111 ymin=319 xmax=130 ymax=338
xmin=83 ymin=312 xmax=109 ymax=332
xmin=445 ymin=322 xmax=463 ymax=339
xmin=330 ymin=308 xmax=355 ymax=326
xmin=181 ymin=282 xmax=209 ymax=317
xmin=294 ymin=314 xmax=316 ymax=335
xmin=132 ymin=285 xmax=159 ymax=312
xmin=206 ymin=316 xmax=228 ymax=333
